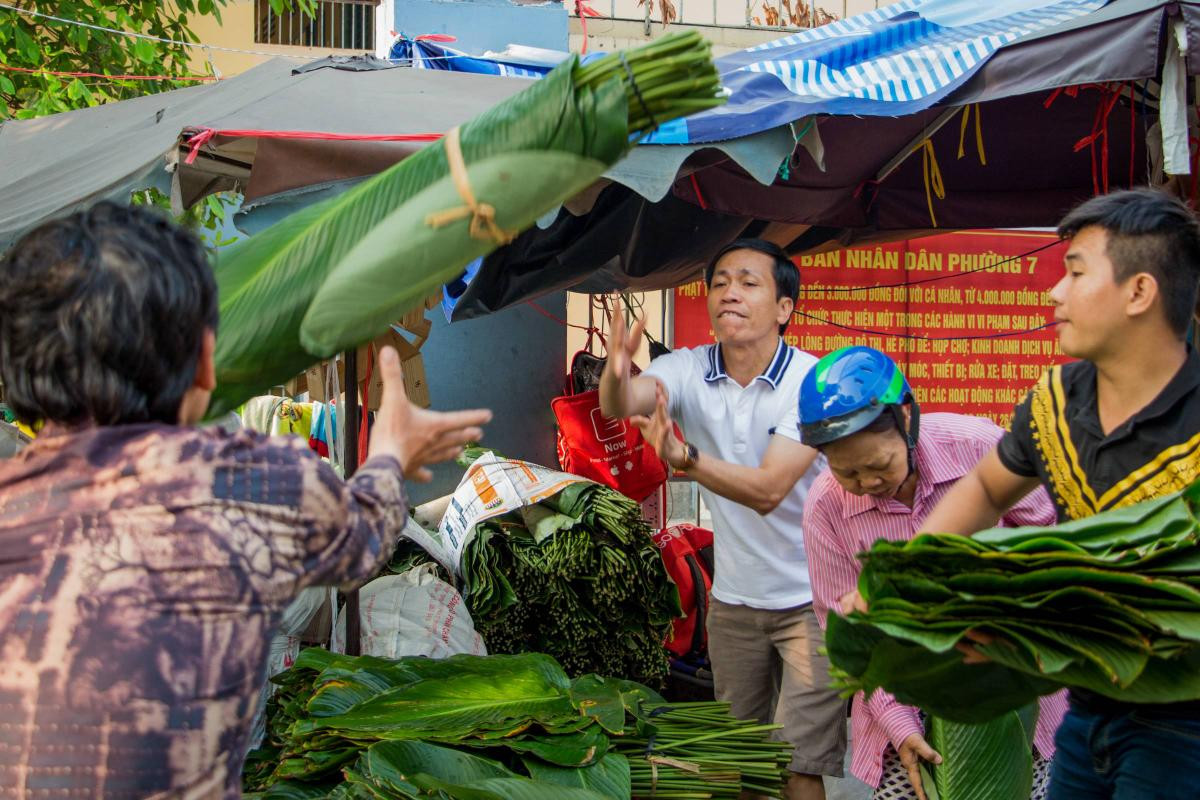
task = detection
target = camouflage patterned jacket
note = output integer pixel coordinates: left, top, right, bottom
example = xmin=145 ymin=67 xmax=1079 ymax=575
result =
xmin=0 ymin=423 xmax=407 ymax=798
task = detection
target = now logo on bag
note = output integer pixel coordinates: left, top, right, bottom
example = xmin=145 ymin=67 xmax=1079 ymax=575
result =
xmin=552 ymin=349 xmax=669 ymax=501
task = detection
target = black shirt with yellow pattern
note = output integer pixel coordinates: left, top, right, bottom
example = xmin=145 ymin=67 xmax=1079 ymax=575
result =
xmin=997 ymin=347 xmax=1200 ymax=717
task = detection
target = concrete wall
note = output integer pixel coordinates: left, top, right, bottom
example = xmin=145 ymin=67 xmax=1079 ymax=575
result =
xmin=412 ymin=294 xmax=569 ymax=504
xmin=568 ymin=0 xmax=885 ymax=55
xmin=185 ymin=0 xmax=885 ymax=74
xmin=393 ymin=0 xmax=569 ymax=53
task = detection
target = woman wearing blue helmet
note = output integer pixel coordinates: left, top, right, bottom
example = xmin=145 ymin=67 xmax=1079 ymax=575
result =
xmin=797 ymin=346 xmax=1064 ymax=800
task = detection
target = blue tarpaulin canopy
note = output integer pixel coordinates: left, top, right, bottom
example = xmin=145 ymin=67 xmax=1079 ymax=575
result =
xmin=388 ymin=35 xmax=605 ymax=78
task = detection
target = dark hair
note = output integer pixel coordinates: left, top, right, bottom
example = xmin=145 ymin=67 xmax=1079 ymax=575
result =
xmin=704 ymin=238 xmax=800 ymax=335
xmin=1057 ymin=188 xmax=1200 ymax=337
xmin=0 ymin=202 xmax=218 ymax=426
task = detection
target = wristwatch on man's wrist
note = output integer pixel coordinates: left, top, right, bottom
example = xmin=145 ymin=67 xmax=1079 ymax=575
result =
xmin=678 ymin=441 xmax=699 ymax=471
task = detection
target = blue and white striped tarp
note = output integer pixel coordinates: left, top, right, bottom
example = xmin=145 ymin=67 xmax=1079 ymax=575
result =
xmin=388 ymin=36 xmax=601 ymax=79
xmin=658 ymin=0 xmax=1109 ymax=143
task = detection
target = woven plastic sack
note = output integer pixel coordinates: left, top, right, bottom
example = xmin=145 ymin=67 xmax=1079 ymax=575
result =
xmin=333 ymin=564 xmax=486 ymax=659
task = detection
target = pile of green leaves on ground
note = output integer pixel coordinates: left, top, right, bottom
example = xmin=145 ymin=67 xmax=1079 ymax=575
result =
xmin=208 ymin=31 xmax=723 ymax=415
xmin=458 ymin=481 xmax=680 ymax=684
xmin=827 ymin=481 xmax=1200 ymax=723
xmin=243 ymin=649 xmax=789 ymax=799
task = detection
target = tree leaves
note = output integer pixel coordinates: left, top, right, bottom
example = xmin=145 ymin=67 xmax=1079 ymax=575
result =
xmin=0 ymin=1 xmax=310 ymax=120
xmin=14 ymin=26 xmax=38 ymax=62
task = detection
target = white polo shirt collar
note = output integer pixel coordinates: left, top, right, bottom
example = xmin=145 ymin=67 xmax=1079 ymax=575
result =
xmin=702 ymin=338 xmax=794 ymax=389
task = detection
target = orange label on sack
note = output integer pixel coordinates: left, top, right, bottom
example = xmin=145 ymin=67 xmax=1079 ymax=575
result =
xmin=471 ymin=468 xmax=501 ymax=510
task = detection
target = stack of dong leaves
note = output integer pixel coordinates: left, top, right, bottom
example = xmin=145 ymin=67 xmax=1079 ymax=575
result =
xmin=827 ymin=481 xmax=1200 ymax=798
xmin=244 ymin=649 xmax=791 ymax=799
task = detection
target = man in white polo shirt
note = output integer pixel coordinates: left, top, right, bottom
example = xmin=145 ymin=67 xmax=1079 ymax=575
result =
xmin=600 ymin=239 xmax=844 ymax=800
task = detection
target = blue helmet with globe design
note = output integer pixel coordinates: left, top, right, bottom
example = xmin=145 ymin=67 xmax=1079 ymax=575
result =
xmin=799 ymin=345 xmax=917 ymax=448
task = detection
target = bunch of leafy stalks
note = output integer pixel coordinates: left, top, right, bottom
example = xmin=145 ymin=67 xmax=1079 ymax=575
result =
xmin=574 ymin=30 xmax=724 ymax=137
xmin=420 ymin=478 xmax=680 ymax=684
xmin=616 ymin=702 xmax=792 ymax=799
xmin=244 ymin=649 xmax=789 ymax=799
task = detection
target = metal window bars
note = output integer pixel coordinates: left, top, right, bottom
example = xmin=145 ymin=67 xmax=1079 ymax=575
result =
xmin=255 ymin=0 xmax=376 ymax=50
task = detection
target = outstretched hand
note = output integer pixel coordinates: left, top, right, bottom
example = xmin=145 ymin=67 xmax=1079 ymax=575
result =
xmin=367 ymin=346 xmax=492 ymax=482
xmin=630 ymin=382 xmax=684 ymax=469
xmin=605 ymin=293 xmax=646 ymax=390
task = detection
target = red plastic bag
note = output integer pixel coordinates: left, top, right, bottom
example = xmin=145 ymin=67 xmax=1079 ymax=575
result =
xmin=552 ymin=348 xmax=668 ymax=502
xmin=654 ymin=524 xmax=715 ymax=659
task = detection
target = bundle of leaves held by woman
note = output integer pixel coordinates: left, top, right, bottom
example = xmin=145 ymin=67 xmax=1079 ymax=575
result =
xmin=826 ymin=481 xmax=1200 ymax=723
xmin=208 ymin=32 xmax=723 ymax=416
xmin=243 ymin=649 xmax=791 ymax=799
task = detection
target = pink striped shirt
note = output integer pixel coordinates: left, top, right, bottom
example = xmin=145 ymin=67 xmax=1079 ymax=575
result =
xmin=802 ymin=413 xmax=1069 ymax=788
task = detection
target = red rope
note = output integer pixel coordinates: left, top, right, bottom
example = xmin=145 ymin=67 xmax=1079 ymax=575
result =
xmin=184 ymin=127 xmax=444 ymax=164
xmin=0 ymin=63 xmax=216 ymax=82
xmin=689 ymin=172 xmax=709 ymax=210
xmin=574 ymin=1 xmax=604 ymax=54
xmin=1101 ymin=94 xmax=1110 ymax=194
xmin=526 ymin=300 xmax=596 ymax=333
xmin=1069 ymin=84 xmax=1122 ymax=195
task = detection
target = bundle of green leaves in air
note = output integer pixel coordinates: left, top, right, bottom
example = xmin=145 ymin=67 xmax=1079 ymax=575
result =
xmin=459 ymin=481 xmax=681 ymax=684
xmin=243 ymin=649 xmax=789 ymax=799
xmin=208 ymin=32 xmax=723 ymax=416
xmin=826 ymin=481 xmax=1200 ymax=724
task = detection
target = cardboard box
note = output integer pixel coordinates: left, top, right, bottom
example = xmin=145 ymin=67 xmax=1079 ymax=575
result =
xmin=300 ymin=298 xmax=436 ymax=409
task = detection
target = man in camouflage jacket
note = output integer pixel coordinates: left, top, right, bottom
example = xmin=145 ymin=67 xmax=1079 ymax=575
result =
xmin=0 ymin=203 xmax=491 ymax=798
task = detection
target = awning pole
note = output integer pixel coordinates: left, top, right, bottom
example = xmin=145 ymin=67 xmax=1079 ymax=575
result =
xmin=873 ymin=107 xmax=960 ymax=184
xmin=342 ymin=347 xmax=362 ymax=657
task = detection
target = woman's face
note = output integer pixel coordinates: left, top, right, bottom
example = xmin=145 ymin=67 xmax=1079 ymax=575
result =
xmin=821 ymin=421 xmax=911 ymax=499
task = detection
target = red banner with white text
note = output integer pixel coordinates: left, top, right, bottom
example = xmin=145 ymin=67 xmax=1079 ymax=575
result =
xmin=672 ymin=230 xmax=1072 ymax=426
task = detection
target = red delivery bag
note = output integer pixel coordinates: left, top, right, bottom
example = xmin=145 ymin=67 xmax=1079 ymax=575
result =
xmin=552 ymin=348 xmax=669 ymax=502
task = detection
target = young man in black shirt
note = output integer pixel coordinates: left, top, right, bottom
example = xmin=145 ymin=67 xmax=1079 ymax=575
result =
xmin=915 ymin=188 xmax=1200 ymax=798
